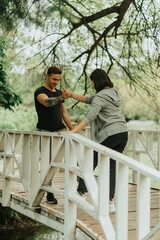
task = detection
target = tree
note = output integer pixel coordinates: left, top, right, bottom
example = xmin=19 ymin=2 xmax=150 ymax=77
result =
xmin=0 ymin=0 xmax=160 ymax=96
xmin=0 ymin=0 xmax=28 ymax=31
xmin=0 ymin=37 xmax=22 ymax=110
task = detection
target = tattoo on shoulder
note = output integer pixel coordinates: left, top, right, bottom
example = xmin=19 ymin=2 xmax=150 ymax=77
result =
xmin=45 ymin=96 xmax=63 ymax=107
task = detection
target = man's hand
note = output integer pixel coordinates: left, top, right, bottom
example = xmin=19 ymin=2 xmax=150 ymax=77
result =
xmin=62 ymin=89 xmax=73 ymax=99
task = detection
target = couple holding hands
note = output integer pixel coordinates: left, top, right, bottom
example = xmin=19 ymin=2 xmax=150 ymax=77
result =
xmin=34 ymin=66 xmax=128 ymax=211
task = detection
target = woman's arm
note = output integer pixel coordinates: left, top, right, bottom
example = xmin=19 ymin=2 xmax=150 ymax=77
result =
xmin=62 ymin=89 xmax=87 ymax=103
xmin=58 ymin=120 xmax=87 ymax=134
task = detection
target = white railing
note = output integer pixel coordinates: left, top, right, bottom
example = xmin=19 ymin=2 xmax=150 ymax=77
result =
xmin=0 ymin=129 xmax=160 ymax=240
xmin=125 ymin=129 xmax=160 ymax=169
xmin=82 ymin=127 xmax=160 ymax=185
xmin=125 ymin=129 xmax=160 ymax=186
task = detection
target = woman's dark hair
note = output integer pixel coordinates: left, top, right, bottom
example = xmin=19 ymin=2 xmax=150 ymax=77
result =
xmin=47 ymin=66 xmax=62 ymax=76
xmin=90 ymin=68 xmax=113 ymax=92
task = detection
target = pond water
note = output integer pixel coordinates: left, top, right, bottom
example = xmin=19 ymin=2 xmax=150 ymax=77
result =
xmin=0 ymin=226 xmax=64 ymax=240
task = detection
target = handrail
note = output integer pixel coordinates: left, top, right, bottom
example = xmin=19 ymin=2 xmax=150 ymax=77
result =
xmin=81 ymin=127 xmax=160 ymax=184
xmin=71 ymin=134 xmax=160 ymax=182
xmin=0 ymin=129 xmax=160 ymax=240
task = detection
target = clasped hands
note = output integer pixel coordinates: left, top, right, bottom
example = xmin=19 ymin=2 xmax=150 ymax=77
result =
xmin=62 ymin=89 xmax=73 ymax=99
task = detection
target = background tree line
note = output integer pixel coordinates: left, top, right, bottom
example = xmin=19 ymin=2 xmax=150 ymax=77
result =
xmin=0 ymin=0 xmax=160 ymax=130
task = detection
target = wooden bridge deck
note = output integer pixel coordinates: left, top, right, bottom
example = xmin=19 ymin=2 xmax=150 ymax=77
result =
xmin=0 ymin=171 xmax=160 ymax=240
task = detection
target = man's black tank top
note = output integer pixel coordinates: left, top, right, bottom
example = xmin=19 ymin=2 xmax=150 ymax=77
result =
xmin=34 ymin=86 xmax=65 ymax=131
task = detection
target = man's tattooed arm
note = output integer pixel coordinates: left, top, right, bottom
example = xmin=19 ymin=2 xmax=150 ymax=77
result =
xmin=45 ymin=95 xmax=64 ymax=107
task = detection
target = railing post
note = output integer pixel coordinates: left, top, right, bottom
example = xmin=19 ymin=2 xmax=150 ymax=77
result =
xmin=158 ymin=133 xmax=160 ymax=171
xmin=40 ymin=135 xmax=50 ymax=181
xmin=146 ymin=132 xmax=153 ymax=152
xmin=98 ymin=154 xmax=115 ymax=239
xmin=22 ymin=134 xmax=31 ymax=191
xmin=116 ymin=162 xmax=128 ymax=240
xmin=132 ymin=131 xmax=140 ymax=184
xmin=2 ymin=132 xmax=14 ymax=206
xmin=30 ymin=135 xmax=40 ymax=203
xmin=0 ymin=132 xmax=4 ymax=154
xmin=14 ymin=133 xmax=22 ymax=174
xmin=137 ymin=173 xmax=150 ymax=240
xmin=98 ymin=154 xmax=110 ymax=216
xmin=64 ymin=136 xmax=77 ymax=240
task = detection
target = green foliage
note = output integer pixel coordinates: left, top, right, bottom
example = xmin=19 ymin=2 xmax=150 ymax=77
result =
xmin=0 ymin=37 xmax=22 ymax=111
xmin=0 ymin=205 xmax=19 ymax=225
xmin=0 ymin=105 xmax=37 ymax=130
xmin=0 ymin=0 xmax=28 ymax=31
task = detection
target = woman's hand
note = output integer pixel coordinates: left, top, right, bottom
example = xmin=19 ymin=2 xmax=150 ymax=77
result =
xmin=58 ymin=130 xmax=73 ymax=135
xmin=58 ymin=120 xmax=87 ymax=135
xmin=62 ymin=89 xmax=73 ymax=99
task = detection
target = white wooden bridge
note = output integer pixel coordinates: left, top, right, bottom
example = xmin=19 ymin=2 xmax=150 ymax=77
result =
xmin=0 ymin=128 xmax=160 ymax=240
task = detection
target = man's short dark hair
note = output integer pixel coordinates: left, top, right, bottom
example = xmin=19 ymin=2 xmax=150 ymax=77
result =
xmin=47 ymin=66 xmax=62 ymax=76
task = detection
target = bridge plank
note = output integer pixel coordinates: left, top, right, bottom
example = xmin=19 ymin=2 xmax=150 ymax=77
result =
xmin=0 ymin=172 xmax=160 ymax=239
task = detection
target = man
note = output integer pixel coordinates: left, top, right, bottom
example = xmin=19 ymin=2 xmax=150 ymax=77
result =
xmin=34 ymin=66 xmax=73 ymax=204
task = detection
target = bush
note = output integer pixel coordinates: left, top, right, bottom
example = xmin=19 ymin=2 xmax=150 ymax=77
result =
xmin=0 ymin=105 xmax=37 ymax=131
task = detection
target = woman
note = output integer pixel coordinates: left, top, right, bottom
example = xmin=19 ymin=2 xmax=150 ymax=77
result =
xmin=60 ymin=68 xmax=128 ymax=212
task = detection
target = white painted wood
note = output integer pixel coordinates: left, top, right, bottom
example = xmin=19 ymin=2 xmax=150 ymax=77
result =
xmin=137 ymin=173 xmax=150 ymax=240
xmin=68 ymin=166 xmax=83 ymax=178
xmin=30 ymin=135 xmax=40 ymax=202
xmin=10 ymin=200 xmax=64 ymax=234
xmin=98 ymin=154 xmax=110 ymax=216
xmin=40 ymin=136 xmax=50 ymax=181
xmin=21 ymin=134 xmax=33 ymax=202
xmin=142 ymin=222 xmax=160 ymax=240
xmin=2 ymin=156 xmax=12 ymax=206
xmin=22 ymin=134 xmax=31 ymax=185
xmin=116 ymin=163 xmax=128 ymax=240
xmin=76 ymin=220 xmax=103 ymax=240
xmin=146 ymin=132 xmax=153 ymax=152
xmin=82 ymin=146 xmax=98 ymax=207
xmin=30 ymin=138 xmax=65 ymax=207
xmin=51 ymin=136 xmax=62 ymax=161
xmin=127 ymin=130 xmax=159 ymax=172
xmin=0 ymin=132 xmax=4 ymax=152
xmin=14 ymin=153 xmax=22 ymax=175
xmin=14 ymin=133 xmax=22 ymax=154
xmin=6 ymin=133 xmax=15 ymax=155
xmin=64 ymin=136 xmax=76 ymax=240
xmin=2 ymin=133 xmax=12 ymax=206
xmin=99 ymin=215 xmax=115 ymax=240
xmin=40 ymin=185 xmax=64 ymax=196
xmin=70 ymin=139 xmax=83 ymax=169
xmin=43 ymin=139 xmax=65 ymax=185
xmin=138 ymin=132 xmax=157 ymax=168
xmin=158 ymin=133 xmax=160 ymax=171
xmin=76 ymin=227 xmax=102 ymax=240
xmin=4 ymin=174 xmax=22 ymax=182
xmin=0 ymin=128 xmax=160 ymax=240
xmin=132 ymin=132 xmax=140 ymax=184
xmin=69 ymin=193 xmax=96 ymax=218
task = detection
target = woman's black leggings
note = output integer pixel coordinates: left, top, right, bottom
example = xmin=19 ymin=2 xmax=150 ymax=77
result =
xmin=77 ymin=131 xmax=128 ymax=200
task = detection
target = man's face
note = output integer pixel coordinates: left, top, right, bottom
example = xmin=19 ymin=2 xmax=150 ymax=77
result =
xmin=47 ymin=73 xmax=61 ymax=89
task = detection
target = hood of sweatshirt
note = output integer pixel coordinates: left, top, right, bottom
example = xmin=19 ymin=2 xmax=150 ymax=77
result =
xmin=96 ymin=88 xmax=121 ymax=107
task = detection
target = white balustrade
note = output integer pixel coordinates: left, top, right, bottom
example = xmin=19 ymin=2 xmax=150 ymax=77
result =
xmin=0 ymin=128 xmax=160 ymax=239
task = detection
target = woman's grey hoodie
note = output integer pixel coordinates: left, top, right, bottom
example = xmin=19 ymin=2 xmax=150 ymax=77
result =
xmin=84 ymin=88 xmax=127 ymax=143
